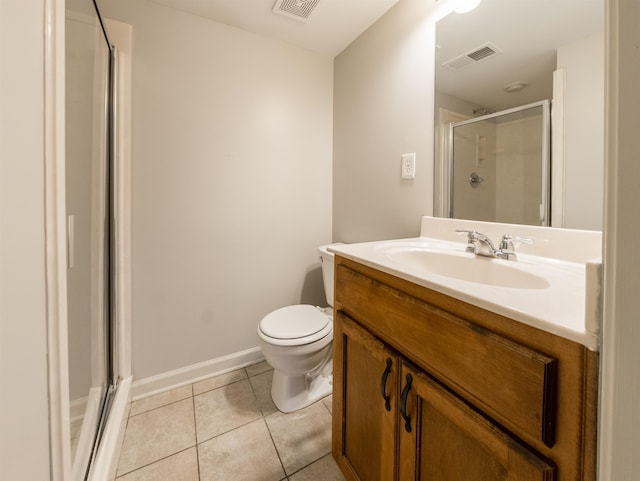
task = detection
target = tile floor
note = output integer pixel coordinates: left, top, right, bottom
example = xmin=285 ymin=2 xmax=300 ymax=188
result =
xmin=116 ymin=361 xmax=345 ymax=481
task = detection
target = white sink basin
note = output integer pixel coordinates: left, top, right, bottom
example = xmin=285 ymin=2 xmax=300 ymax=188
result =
xmin=386 ymin=249 xmax=550 ymax=290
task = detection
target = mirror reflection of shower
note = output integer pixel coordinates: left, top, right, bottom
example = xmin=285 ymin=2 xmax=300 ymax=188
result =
xmin=447 ymin=100 xmax=550 ymax=226
xmin=433 ymin=0 xmax=604 ymax=230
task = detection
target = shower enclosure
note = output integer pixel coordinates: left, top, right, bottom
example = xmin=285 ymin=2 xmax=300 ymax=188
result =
xmin=446 ymin=100 xmax=551 ymax=226
xmin=65 ymin=0 xmax=119 ymax=478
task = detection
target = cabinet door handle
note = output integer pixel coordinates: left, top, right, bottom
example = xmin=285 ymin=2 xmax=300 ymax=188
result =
xmin=380 ymin=358 xmax=393 ymax=411
xmin=400 ymin=373 xmax=413 ymax=433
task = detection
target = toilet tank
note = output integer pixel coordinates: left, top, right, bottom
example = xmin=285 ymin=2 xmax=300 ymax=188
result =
xmin=318 ymin=243 xmax=343 ymax=307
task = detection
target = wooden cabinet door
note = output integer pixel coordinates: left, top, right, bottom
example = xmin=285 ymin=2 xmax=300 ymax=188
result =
xmin=398 ymin=362 xmax=556 ymax=481
xmin=333 ymin=311 xmax=399 ymax=481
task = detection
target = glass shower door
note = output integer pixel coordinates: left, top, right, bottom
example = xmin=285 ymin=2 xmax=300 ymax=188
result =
xmin=65 ymin=0 xmax=115 ymax=477
xmin=449 ymin=100 xmax=550 ymax=226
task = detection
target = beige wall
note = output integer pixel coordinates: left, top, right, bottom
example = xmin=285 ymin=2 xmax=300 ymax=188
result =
xmin=0 ymin=1 xmax=52 ymax=479
xmin=557 ymin=31 xmax=605 ymax=230
xmin=101 ymin=0 xmax=333 ymax=379
xmin=333 ymin=0 xmax=440 ymax=243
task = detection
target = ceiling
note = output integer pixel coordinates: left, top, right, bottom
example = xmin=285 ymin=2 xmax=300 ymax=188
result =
xmin=145 ymin=0 xmax=604 ymax=109
xmin=148 ymin=0 xmax=401 ymax=57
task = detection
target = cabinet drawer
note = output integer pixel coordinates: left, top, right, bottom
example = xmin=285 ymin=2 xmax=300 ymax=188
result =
xmin=336 ymin=264 xmax=557 ymax=447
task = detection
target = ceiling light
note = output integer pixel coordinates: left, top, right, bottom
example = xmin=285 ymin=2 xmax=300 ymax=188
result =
xmin=504 ymin=81 xmax=529 ymax=93
xmin=455 ymin=0 xmax=482 ymax=14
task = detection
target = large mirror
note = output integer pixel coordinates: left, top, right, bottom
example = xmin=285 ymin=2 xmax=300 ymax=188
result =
xmin=434 ymin=0 xmax=604 ymax=230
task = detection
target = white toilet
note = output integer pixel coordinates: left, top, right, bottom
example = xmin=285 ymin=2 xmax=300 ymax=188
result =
xmin=257 ymin=244 xmax=339 ymax=413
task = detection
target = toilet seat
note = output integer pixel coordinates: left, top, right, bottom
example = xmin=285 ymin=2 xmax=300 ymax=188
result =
xmin=259 ymin=305 xmax=332 ymax=347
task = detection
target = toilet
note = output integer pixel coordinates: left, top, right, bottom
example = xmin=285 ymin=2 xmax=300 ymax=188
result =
xmin=257 ymin=244 xmax=340 ymax=413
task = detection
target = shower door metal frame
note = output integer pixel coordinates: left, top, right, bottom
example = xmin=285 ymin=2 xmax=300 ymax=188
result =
xmin=45 ymin=0 xmax=130 ymax=478
xmin=78 ymin=2 xmax=120 ymax=479
xmin=447 ymin=100 xmax=551 ymax=226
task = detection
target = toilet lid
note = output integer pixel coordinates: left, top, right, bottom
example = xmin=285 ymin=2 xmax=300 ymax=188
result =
xmin=260 ymin=305 xmax=330 ymax=340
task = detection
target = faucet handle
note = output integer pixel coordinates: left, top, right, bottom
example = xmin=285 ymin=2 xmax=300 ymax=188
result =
xmin=500 ymin=234 xmax=533 ymax=249
xmin=455 ymin=229 xmax=478 ymax=253
xmin=499 ymin=234 xmax=533 ymax=260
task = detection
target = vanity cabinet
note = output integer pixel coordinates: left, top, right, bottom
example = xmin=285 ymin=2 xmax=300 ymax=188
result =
xmin=332 ymin=256 xmax=598 ymax=481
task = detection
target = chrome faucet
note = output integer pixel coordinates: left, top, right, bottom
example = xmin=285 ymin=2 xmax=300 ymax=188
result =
xmin=456 ymin=229 xmax=497 ymax=257
xmin=456 ymin=230 xmax=533 ymax=260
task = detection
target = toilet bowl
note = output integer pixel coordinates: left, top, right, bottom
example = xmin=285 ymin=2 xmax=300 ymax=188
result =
xmin=257 ymin=244 xmax=340 ymax=413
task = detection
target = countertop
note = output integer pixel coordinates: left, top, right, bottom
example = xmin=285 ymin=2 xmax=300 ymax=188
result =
xmin=330 ymin=217 xmax=602 ymax=351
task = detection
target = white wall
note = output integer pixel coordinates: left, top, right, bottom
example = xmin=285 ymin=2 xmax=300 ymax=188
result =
xmin=557 ymin=31 xmax=605 ymax=231
xmin=100 ymin=0 xmax=333 ymax=380
xmin=0 ymin=1 xmax=52 ymax=479
xmin=333 ymin=0 xmax=442 ymax=242
xmin=434 ymin=91 xmax=485 ymax=118
xmin=600 ymin=1 xmax=640 ymax=479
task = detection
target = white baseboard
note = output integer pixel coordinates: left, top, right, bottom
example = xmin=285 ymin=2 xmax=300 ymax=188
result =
xmin=69 ymin=394 xmax=89 ymax=423
xmin=131 ymin=347 xmax=265 ymax=401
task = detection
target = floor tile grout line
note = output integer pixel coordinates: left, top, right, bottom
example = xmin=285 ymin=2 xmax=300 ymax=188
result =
xmin=261 ymin=416 xmax=289 ymax=479
xmin=190 ymin=383 xmax=202 ymax=481
xmin=192 ymin=375 xmax=251 ymax=397
xmin=245 ymin=360 xmax=273 ymax=377
xmin=128 ymin=365 xmax=272 ymax=417
xmin=245 ymin=367 xmax=265 ymax=408
xmin=129 ymin=369 xmax=251 ymax=415
xmin=114 ymin=445 xmax=198 ymax=479
xmin=193 ymin=373 xmax=267 ymax=444
xmin=192 ymin=369 xmax=249 ymax=396
xmin=127 ymin=376 xmax=256 ymax=419
xmin=195 ymin=413 xmax=264 ymax=446
xmin=128 ymin=394 xmax=193 ymax=418
xmin=283 ymin=451 xmax=333 ymax=479
xmin=322 ymin=397 xmax=332 ymax=416
xmin=262 ymin=400 xmax=331 ymax=479
xmin=248 ymin=368 xmax=277 ymax=417
xmin=114 ymin=411 xmax=134 ymax=478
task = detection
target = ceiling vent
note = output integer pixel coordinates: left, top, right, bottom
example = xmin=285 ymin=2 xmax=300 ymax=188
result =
xmin=272 ymin=0 xmax=321 ymax=23
xmin=442 ymin=43 xmax=502 ymax=71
